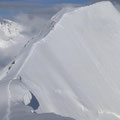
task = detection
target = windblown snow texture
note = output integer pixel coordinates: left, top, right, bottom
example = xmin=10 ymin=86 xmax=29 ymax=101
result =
xmin=0 ymin=1 xmax=120 ymax=120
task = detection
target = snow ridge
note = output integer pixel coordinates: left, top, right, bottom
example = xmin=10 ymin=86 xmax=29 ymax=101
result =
xmin=1 ymin=1 xmax=120 ymax=120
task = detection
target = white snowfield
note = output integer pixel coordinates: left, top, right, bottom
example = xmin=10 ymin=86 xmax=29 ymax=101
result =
xmin=0 ymin=1 xmax=120 ymax=120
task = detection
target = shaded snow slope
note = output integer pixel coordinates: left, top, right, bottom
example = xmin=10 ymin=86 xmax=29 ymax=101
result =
xmin=1 ymin=1 xmax=120 ymax=120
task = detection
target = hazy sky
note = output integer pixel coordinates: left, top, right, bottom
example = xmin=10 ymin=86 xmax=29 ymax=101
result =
xmin=0 ymin=0 xmax=119 ymax=22
xmin=0 ymin=0 xmax=88 ymax=4
xmin=0 ymin=0 xmax=89 ymax=19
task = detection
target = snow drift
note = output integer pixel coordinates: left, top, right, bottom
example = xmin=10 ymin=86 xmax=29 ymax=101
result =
xmin=1 ymin=1 xmax=120 ymax=120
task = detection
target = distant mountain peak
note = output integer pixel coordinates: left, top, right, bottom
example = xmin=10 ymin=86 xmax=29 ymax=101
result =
xmin=0 ymin=19 xmax=25 ymax=49
xmin=0 ymin=19 xmax=23 ymax=37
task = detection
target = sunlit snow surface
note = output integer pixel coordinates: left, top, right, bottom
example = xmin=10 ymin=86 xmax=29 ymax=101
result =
xmin=0 ymin=1 xmax=120 ymax=120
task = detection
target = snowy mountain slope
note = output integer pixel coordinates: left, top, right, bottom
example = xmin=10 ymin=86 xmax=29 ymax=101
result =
xmin=0 ymin=10 xmax=65 ymax=120
xmin=0 ymin=19 xmax=30 ymax=70
xmin=1 ymin=1 xmax=120 ymax=120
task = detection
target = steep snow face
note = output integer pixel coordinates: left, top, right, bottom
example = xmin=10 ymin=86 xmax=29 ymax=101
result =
xmin=1 ymin=1 xmax=120 ymax=120
xmin=15 ymin=1 xmax=120 ymax=120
